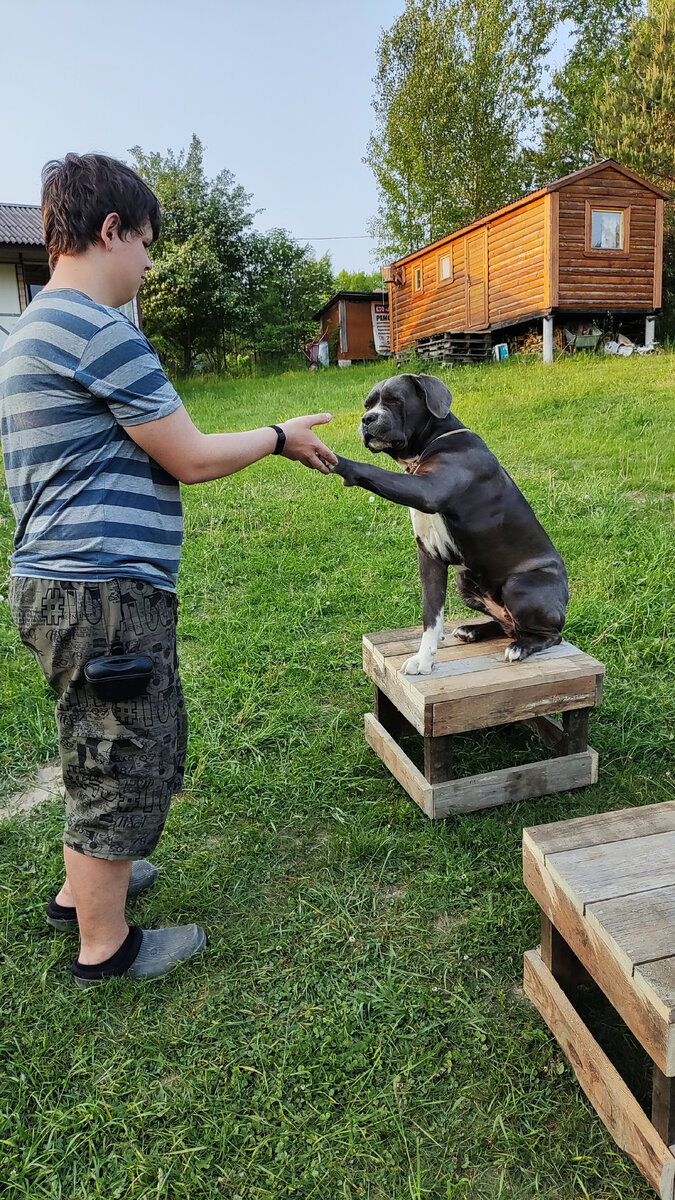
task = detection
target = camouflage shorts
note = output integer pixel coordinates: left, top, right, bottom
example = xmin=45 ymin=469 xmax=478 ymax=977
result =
xmin=9 ymin=577 xmax=188 ymax=860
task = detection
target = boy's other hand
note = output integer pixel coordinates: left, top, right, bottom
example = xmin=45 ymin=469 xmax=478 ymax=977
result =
xmin=281 ymin=414 xmax=338 ymax=474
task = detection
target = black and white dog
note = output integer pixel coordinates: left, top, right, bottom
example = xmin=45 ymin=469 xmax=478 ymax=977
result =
xmin=330 ymin=373 xmax=568 ymax=674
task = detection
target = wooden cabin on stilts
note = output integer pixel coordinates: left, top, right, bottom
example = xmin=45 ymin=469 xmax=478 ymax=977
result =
xmin=384 ymin=160 xmax=668 ymax=364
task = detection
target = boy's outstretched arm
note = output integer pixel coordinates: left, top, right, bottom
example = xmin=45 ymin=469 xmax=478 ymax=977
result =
xmin=124 ymin=405 xmax=337 ymax=482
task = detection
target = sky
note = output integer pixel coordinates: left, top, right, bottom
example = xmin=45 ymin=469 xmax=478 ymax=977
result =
xmin=2 ymin=0 xmax=572 ymax=274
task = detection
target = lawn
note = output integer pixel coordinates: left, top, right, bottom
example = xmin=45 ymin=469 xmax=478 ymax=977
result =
xmin=0 ymin=353 xmax=673 ymax=1200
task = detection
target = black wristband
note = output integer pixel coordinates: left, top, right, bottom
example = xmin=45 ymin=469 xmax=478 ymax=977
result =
xmin=269 ymin=424 xmax=286 ymax=455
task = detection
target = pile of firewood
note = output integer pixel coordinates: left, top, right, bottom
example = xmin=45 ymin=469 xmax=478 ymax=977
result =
xmin=511 ymin=328 xmax=565 ymax=355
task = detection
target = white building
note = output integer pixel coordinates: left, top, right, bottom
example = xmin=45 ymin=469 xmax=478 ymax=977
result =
xmin=0 ymin=202 xmax=141 ymax=351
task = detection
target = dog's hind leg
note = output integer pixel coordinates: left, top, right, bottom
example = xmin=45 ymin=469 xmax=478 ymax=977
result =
xmin=402 ymin=548 xmax=448 ymax=675
xmin=453 ymin=569 xmax=507 ymax=643
xmin=501 ymin=571 xmax=567 ymax=662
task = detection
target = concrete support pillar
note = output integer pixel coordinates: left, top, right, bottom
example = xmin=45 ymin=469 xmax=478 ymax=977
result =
xmin=543 ymin=315 xmax=554 ymax=364
xmin=645 ymin=315 xmax=656 ymax=350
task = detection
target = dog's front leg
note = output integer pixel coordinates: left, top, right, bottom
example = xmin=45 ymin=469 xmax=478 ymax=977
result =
xmin=330 ymin=455 xmax=452 ymax=513
xmin=402 ymin=548 xmax=448 ymax=675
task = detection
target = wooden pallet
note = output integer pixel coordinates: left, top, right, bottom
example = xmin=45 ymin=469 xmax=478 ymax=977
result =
xmin=416 ymin=330 xmax=493 ymax=364
xmin=362 ymin=618 xmax=604 ymax=818
xmin=524 ymin=803 xmax=675 ymax=1198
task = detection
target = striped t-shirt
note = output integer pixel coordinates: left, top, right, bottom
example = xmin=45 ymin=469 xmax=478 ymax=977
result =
xmin=0 ymin=288 xmax=183 ymax=591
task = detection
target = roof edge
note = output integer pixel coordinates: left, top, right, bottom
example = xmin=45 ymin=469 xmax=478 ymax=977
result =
xmin=390 ymin=159 xmax=670 ymax=266
xmin=313 ymin=289 xmax=387 ymax=320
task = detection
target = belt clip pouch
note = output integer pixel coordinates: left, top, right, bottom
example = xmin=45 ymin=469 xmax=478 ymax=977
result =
xmin=84 ymin=653 xmax=153 ymax=701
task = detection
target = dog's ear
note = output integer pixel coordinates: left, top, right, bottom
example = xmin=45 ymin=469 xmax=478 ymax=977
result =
xmin=415 ymin=373 xmax=453 ymax=418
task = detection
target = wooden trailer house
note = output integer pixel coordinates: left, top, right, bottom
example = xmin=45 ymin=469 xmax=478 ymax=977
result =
xmin=313 ymin=290 xmax=389 ymax=365
xmin=384 ymin=160 xmax=669 ymax=363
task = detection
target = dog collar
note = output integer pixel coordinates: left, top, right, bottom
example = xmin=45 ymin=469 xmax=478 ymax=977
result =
xmin=406 ymin=428 xmax=468 ymax=474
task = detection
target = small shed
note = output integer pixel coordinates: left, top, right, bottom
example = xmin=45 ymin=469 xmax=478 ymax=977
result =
xmin=0 ymin=202 xmax=142 ymax=352
xmin=384 ymin=160 xmax=669 ymax=363
xmin=313 ymin=290 xmax=390 ymax=365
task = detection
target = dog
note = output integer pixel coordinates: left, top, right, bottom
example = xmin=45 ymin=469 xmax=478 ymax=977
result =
xmin=329 ymin=373 xmax=568 ymax=674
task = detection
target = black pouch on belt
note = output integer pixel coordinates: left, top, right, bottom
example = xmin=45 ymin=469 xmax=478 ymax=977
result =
xmin=84 ymin=652 xmax=153 ymax=701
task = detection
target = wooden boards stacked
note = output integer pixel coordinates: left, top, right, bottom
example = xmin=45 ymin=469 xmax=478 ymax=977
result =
xmin=524 ymin=802 xmax=675 ymax=1198
xmin=363 ymin=618 xmax=605 ymax=818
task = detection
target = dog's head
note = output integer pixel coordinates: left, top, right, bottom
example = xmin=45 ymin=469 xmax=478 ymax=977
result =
xmin=359 ymin=373 xmax=453 ymax=458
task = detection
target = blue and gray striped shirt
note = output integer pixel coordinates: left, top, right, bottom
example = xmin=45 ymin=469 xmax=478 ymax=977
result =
xmin=0 ymin=289 xmax=183 ymax=591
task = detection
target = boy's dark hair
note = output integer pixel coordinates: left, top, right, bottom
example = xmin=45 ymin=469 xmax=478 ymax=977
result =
xmin=41 ymin=153 xmax=161 ymax=269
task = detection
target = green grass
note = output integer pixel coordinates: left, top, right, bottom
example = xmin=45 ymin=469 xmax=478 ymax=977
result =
xmin=0 ymin=354 xmax=674 ymax=1199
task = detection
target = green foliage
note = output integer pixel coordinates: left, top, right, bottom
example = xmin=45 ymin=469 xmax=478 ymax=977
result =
xmin=594 ymin=0 xmax=675 ymax=330
xmin=128 ymin=135 xmax=254 ymax=372
xmin=332 ymin=268 xmax=385 ymax=293
xmin=1 ymin=356 xmax=674 ymax=1199
xmin=366 ymin=0 xmax=555 ymax=258
xmin=241 ymin=230 xmax=333 ymax=357
xmin=532 ymin=0 xmax=643 ymax=183
xmin=128 ymin=136 xmax=332 ymax=371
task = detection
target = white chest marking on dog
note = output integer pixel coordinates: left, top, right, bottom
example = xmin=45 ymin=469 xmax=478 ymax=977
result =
xmin=409 ymin=508 xmax=461 ymax=562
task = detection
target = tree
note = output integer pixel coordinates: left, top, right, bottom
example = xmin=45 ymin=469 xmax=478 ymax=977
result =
xmin=593 ymin=0 xmax=675 ymax=325
xmin=332 ymin=269 xmax=385 ymax=292
xmin=365 ymin=0 xmax=555 ymax=259
xmin=136 ymin=232 xmax=223 ymax=373
xmin=594 ymin=0 xmax=674 ymax=193
xmin=240 ymin=230 xmax=333 ymax=357
xmin=128 ymin=136 xmax=255 ymax=370
xmin=532 ymin=0 xmax=644 ymax=183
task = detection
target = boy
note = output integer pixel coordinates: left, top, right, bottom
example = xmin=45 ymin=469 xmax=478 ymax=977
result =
xmin=0 ymin=152 xmax=337 ymax=988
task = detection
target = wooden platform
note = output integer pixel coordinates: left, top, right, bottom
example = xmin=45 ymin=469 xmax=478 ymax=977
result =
xmin=363 ymin=618 xmax=604 ymax=818
xmin=524 ymin=802 xmax=675 ymax=1198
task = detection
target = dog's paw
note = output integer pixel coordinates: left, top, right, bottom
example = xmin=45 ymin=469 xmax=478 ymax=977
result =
xmin=454 ymin=624 xmax=480 ymax=643
xmin=402 ymin=654 xmax=433 ymax=676
xmin=505 ymin=641 xmax=534 ymax=662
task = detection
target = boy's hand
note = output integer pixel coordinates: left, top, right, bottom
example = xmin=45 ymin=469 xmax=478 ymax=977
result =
xmin=281 ymin=414 xmax=338 ymax=474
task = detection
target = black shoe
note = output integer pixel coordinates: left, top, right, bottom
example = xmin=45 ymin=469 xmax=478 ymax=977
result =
xmin=46 ymin=860 xmax=160 ymax=930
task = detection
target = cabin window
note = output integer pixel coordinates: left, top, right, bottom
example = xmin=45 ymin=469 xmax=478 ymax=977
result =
xmin=585 ymin=201 xmax=630 ymax=254
xmin=413 ymin=266 xmax=423 ymax=293
xmin=438 ymin=252 xmax=452 ymax=283
xmin=591 ymin=210 xmax=623 ymax=250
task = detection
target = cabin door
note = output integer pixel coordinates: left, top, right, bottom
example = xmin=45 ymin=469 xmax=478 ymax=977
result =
xmin=466 ymin=229 xmax=488 ymax=327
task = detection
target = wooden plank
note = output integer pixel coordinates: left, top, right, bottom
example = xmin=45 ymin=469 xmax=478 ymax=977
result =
xmin=653 ymin=1065 xmax=675 ymax=1150
xmin=524 ymin=949 xmax=675 ymax=1200
xmin=541 ymin=911 xmax=592 ymax=991
xmin=385 ymin=634 xmax=511 ymax=663
xmin=432 ymin=749 xmax=597 ymax=817
xmin=655 ymin=198 xmax=664 ymax=308
xmin=542 ymin=911 xmax=575 ymax=984
xmin=543 ymin=193 xmax=551 ymax=309
xmin=638 ymin=960 xmax=675 ymax=1023
xmin=586 ymin=885 xmax=675 ymax=972
xmin=523 ymin=838 xmax=674 ymax=1073
xmin=550 ymin=191 xmax=559 ymax=306
xmin=424 ymin=732 xmax=454 ymax=785
xmin=362 ymin=643 xmax=427 ymax=735
xmin=431 ymin=675 xmax=598 ymax=736
xmin=398 ymin=642 xmax=584 ymax=689
xmin=524 ymin=801 xmax=675 ymax=862
xmin=405 ymin=645 xmax=598 ymax=694
xmin=364 ymin=712 xmax=433 ymax=817
xmin=546 ymin=831 xmax=675 ymax=909
xmin=562 ymin=708 xmax=590 ymax=754
xmin=364 ymin=618 xmax=488 ymax=651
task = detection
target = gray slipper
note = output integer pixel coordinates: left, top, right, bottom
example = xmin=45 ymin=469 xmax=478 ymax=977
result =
xmin=72 ymin=924 xmax=207 ymax=988
xmin=46 ymin=859 xmax=160 ymax=931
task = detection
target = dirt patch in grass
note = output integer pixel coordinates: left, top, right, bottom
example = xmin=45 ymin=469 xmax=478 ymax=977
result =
xmin=0 ymin=764 xmax=62 ymax=820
